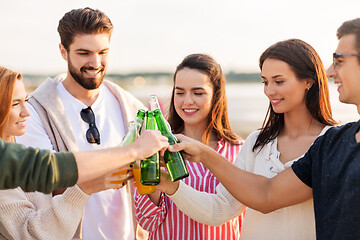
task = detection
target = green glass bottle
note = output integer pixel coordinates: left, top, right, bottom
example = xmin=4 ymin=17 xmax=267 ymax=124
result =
xmin=140 ymin=111 xmax=160 ymax=185
xmin=119 ymin=109 xmax=156 ymax=194
xmin=149 ymin=95 xmax=189 ymax=182
xmin=120 ymin=109 xmax=146 ymax=146
xmin=114 ymin=109 xmax=146 ymax=178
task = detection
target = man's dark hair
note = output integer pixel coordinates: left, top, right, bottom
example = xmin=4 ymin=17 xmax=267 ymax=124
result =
xmin=337 ymin=18 xmax=360 ymax=62
xmin=58 ymin=7 xmax=113 ymax=51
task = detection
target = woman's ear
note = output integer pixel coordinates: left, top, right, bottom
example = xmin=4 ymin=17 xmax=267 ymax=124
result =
xmin=305 ymin=79 xmax=314 ymax=91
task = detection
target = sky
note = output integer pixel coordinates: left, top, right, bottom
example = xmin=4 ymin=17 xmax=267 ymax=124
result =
xmin=1 ymin=0 xmax=360 ymax=75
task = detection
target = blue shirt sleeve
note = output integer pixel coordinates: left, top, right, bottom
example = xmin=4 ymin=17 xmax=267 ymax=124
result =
xmin=291 ymin=133 xmax=328 ymax=188
xmin=291 ymin=152 xmax=313 ymax=188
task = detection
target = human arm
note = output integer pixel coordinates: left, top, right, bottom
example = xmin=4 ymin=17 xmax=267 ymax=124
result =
xmin=169 ymin=134 xmax=312 ymax=213
xmin=75 ymin=129 xmax=169 ymax=187
xmin=152 ymin=139 xmax=245 ymax=226
xmin=77 ymin=169 xmax=132 ymax=195
xmin=133 ymin=159 xmax=172 ymax=231
xmin=0 ymin=130 xmax=168 ymax=194
xmin=0 ymin=139 xmax=77 ymax=193
xmin=0 ymin=186 xmax=89 ymax=239
xmin=156 ymin=171 xmax=246 ymax=226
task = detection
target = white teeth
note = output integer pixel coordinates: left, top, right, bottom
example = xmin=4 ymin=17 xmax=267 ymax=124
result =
xmin=271 ymin=99 xmax=281 ymax=103
xmin=334 ymin=81 xmax=343 ymax=88
xmin=184 ymin=109 xmax=197 ymax=113
xmin=84 ymin=70 xmax=100 ymax=75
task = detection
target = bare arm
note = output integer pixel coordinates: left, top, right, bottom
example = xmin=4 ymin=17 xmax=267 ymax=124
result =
xmin=169 ymin=134 xmax=312 ymax=213
xmin=75 ymin=130 xmax=169 ymax=186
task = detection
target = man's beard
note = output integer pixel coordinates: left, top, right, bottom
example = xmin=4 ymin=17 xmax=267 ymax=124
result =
xmin=68 ymin=58 xmax=105 ymax=90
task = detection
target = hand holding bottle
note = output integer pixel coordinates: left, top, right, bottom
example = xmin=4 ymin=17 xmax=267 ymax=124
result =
xmin=78 ymin=171 xmax=132 ymax=194
xmin=140 ymin=111 xmax=161 ymax=185
xmin=112 ymin=167 xmax=133 ymax=184
xmin=113 ymin=110 xmax=146 ymax=177
xmin=168 ymin=134 xmax=207 ymax=163
xmin=131 ymin=130 xmax=169 ymax=161
xmin=149 ymin=95 xmax=189 ymax=181
xmin=132 ymin=161 xmax=156 ymax=195
xmin=155 ymin=170 xmax=180 ymax=196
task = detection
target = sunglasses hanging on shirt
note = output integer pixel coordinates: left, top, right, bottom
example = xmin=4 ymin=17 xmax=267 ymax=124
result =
xmin=80 ymin=106 xmax=100 ymax=145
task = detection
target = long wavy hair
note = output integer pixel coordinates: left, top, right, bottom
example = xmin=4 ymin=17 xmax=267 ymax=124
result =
xmin=253 ymin=39 xmax=337 ymax=151
xmin=0 ymin=66 xmax=22 ymax=139
xmin=167 ymin=53 xmax=240 ymax=145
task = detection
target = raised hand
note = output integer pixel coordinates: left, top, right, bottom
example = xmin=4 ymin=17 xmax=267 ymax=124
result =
xmin=155 ymin=170 xmax=180 ymax=196
xmin=132 ymin=130 xmax=169 ymax=160
xmin=168 ymin=134 xmax=207 ymax=163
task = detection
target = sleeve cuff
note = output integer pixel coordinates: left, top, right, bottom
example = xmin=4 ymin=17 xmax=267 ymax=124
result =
xmin=168 ymin=180 xmax=187 ymax=202
xmin=53 ymin=152 xmax=78 ymax=189
xmin=61 ymin=185 xmax=91 ymax=208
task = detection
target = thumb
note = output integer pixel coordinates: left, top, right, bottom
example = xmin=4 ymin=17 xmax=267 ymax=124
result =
xmin=168 ymin=142 xmax=184 ymax=152
xmin=173 ymin=133 xmax=186 ymax=142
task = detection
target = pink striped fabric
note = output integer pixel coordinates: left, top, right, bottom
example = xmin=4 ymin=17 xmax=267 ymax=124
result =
xmin=135 ymin=139 xmax=245 ymax=240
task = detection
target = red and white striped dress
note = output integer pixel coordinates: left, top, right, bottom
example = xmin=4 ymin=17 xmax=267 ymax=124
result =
xmin=134 ymin=139 xmax=245 ymax=240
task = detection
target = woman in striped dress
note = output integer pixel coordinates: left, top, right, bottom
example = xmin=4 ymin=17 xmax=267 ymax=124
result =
xmin=155 ymin=39 xmax=338 ymax=240
xmin=134 ymin=53 xmax=245 ymax=239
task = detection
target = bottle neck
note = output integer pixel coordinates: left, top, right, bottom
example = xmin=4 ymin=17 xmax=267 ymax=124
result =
xmin=134 ymin=116 xmax=144 ymax=125
xmin=146 ymin=112 xmax=156 ymax=130
xmin=154 ymin=110 xmax=167 ymax=130
xmin=149 ymin=96 xmax=161 ymax=111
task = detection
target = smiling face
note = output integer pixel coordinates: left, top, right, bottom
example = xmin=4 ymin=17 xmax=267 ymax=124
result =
xmin=261 ymin=58 xmax=311 ymax=115
xmin=60 ymin=33 xmax=110 ymax=90
xmin=174 ymin=67 xmax=213 ymax=130
xmin=327 ymin=34 xmax=360 ymax=108
xmin=5 ymin=80 xmax=30 ymax=141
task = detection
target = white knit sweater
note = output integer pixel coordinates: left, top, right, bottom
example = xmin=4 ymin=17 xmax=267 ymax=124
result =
xmin=0 ymin=185 xmax=90 ymax=240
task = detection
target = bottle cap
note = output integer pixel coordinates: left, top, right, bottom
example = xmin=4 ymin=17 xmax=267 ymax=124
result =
xmin=137 ymin=109 xmax=146 ymax=119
